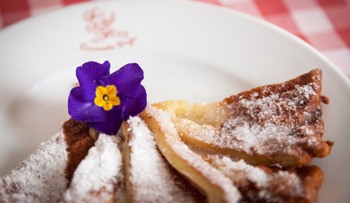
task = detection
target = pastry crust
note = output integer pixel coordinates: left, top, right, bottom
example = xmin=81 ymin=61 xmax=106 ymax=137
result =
xmin=62 ymin=134 xmax=124 ymax=203
xmin=154 ymin=69 xmax=333 ymax=167
xmin=121 ymin=117 xmax=204 ymax=203
xmin=0 ymin=119 xmax=95 ymax=203
xmin=141 ymin=106 xmax=241 ymax=203
xmin=205 ymin=155 xmax=323 ymax=203
xmin=140 ymin=105 xmax=326 ymax=203
xmin=63 ymin=119 xmax=96 ymax=182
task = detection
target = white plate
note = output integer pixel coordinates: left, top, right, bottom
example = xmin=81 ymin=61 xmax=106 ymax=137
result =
xmin=0 ymin=0 xmax=349 ymax=202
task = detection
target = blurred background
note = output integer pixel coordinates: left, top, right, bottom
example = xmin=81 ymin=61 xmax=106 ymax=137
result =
xmin=1 ymin=0 xmax=350 ymax=77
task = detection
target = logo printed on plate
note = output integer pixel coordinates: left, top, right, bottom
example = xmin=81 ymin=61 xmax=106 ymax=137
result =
xmin=80 ymin=7 xmax=136 ymax=51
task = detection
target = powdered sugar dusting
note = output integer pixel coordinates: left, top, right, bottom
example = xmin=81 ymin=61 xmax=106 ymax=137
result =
xmin=237 ymin=84 xmax=317 ymax=125
xmin=63 ymin=134 xmax=123 ymax=203
xmin=0 ymin=131 xmax=68 ymax=203
xmin=296 ymin=85 xmax=316 ymax=100
xmin=222 ymin=84 xmax=319 ymax=155
xmin=127 ymin=116 xmax=197 ymax=203
xmin=208 ymin=156 xmax=304 ymax=201
xmin=178 ymin=119 xmax=219 ymax=144
xmin=220 ymin=120 xmax=299 ymax=155
xmin=178 ymin=83 xmax=323 ymax=156
xmin=147 ymin=106 xmax=241 ymax=203
xmin=178 ymin=119 xmax=300 ymax=155
xmin=208 ymin=156 xmax=268 ymax=187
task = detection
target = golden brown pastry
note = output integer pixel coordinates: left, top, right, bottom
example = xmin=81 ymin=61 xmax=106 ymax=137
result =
xmin=0 ymin=120 xmax=95 ymax=203
xmin=121 ymin=116 xmax=204 ymax=203
xmin=154 ymin=69 xmax=333 ymax=167
xmin=141 ymin=106 xmax=242 ymax=203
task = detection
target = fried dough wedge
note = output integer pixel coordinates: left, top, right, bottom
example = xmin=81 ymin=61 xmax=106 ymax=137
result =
xmin=62 ymin=134 xmax=124 ymax=203
xmin=205 ymin=155 xmax=323 ymax=203
xmin=155 ymin=69 xmax=333 ymax=167
xmin=141 ymin=106 xmax=242 ymax=203
xmin=0 ymin=119 xmax=95 ymax=203
xmin=121 ymin=116 xmax=204 ymax=203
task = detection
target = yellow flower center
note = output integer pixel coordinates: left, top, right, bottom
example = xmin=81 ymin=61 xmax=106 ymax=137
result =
xmin=94 ymin=85 xmax=120 ymax=111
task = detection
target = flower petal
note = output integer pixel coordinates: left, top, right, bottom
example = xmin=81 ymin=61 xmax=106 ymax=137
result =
xmin=76 ymin=61 xmax=110 ymax=101
xmin=103 ymin=102 xmax=113 ymax=111
xmin=87 ymin=106 xmax=123 ymax=135
xmin=68 ymin=87 xmax=107 ymax=122
xmin=106 ymin=85 xmax=117 ymax=96
xmin=121 ymin=85 xmax=147 ymax=119
xmin=96 ymin=86 xmax=106 ymax=97
xmin=110 ymin=96 xmax=120 ymax=106
xmin=94 ymin=97 xmax=104 ymax=107
xmin=100 ymin=63 xmax=144 ymax=98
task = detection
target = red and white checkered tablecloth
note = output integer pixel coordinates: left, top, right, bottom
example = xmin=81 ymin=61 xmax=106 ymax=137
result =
xmin=1 ymin=0 xmax=350 ymax=78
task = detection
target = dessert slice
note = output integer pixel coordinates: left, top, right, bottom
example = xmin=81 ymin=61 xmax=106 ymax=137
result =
xmin=155 ymin=69 xmax=333 ymax=167
xmin=62 ymin=133 xmax=125 ymax=203
xmin=121 ymin=116 xmax=204 ymax=203
xmin=141 ymin=106 xmax=242 ymax=203
xmin=205 ymin=155 xmax=323 ymax=203
xmin=0 ymin=119 xmax=95 ymax=203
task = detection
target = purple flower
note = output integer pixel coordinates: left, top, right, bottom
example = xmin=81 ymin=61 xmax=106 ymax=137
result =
xmin=68 ymin=61 xmax=147 ymax=135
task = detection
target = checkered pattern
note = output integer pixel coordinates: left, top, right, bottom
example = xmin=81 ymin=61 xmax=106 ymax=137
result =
xmin=1 ymin=0 xmax=350 ymax=78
